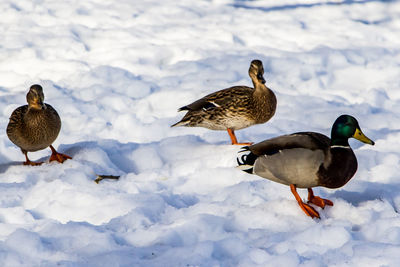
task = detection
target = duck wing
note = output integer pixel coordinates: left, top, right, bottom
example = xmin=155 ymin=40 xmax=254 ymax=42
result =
xmin=238 ymin=132 xmax=331 ymax=188
xmin=7 ymin=105 xmax=28 ymax=138
xmin=248 ymin=132 xmax=330 ymax=156
xmin=178 ymin=86 xmax=251 ymax=112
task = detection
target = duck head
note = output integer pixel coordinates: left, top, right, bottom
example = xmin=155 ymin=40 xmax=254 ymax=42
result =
xmin=249 ymin=59 xmax=266 ymax=85
xmin=331 ymin=115 xmax=374 ymax=146
xmin=27 ymin=84 xmax=46 ymax=110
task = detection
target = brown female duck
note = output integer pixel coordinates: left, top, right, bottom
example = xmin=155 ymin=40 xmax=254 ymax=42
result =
xmin=172 ymin=60 xmax=277 ymax=145
xmin=237 ymin=115 xmax=374 ymax=218
xmin=7 ymin=84 xmax=72 ymax=166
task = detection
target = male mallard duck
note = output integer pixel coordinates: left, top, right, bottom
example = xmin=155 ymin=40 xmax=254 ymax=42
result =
xmin=171 ymin=60 xmax=277 ymax=145
xmin=237 ymin=115 xmax=374 ymax=218
xmin=7 ymin=84 xmax=72 ymax=166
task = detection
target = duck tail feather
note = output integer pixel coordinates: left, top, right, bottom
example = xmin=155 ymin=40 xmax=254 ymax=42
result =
xmin=236 ymin=148 xmax=257 ymax=174
xmin=171 ymin=118 xmax=191 ymax=127
xmin=177 ymin=106 xmax=190 ymax=112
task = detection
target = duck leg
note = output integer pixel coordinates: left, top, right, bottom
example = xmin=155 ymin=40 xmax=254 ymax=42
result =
xmin=23 ymin=151 xmax=43 ymax=166
xmin=307 ymin=188 xmax=333 ymax=209
xmin=290 ymin=184 xmax=320 ymax=219
xmin=49 ymin=145 xmax=72 ymax=163
xmin=227 ymin=128 xmax=253 ymax=145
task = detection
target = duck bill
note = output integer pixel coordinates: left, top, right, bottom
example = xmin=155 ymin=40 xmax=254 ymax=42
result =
xmin=257 ymin=74 xmax=266 ymax=84
xmin=353 ymin=128 xmax=375 ymax=145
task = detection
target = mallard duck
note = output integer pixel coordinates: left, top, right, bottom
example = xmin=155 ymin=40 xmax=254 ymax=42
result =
xmin=237 ymin=115 xmax=374 ymax=218
xmin=171 ymin=59 xmax=277 ymax=145
xmin=6 ymin=84 xmax=72 ymax=166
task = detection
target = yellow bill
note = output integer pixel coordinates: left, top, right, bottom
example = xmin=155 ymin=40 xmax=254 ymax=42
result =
xmin=353 ymin=128 xmax=375 ymax=145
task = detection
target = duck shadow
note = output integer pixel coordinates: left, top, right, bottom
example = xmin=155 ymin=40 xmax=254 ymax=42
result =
xmin=0 ymin=140 xmax=141 ymax=174
xmin=0 ymin=155 xmax=52 ymax=174
xmin=331 ymin=181 xmax=400 ymax=211
xmin=0 ymin=161 xmax=24 ymax=173
xmin=59 ymin=140 xmax=142 ymax=174
xmin=1 ymin=135 xmax=212 ymax=176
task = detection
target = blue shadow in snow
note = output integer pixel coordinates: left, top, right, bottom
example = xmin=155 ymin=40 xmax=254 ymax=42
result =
xmin=60 ymin=140 xmax=140 ymax=174
xmin=231 ymin=0 xmax=395 ymax=13
xmin=331 ymin=181 xmax=400 ymax=212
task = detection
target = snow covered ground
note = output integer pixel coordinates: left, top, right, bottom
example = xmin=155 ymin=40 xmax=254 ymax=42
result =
xmin=0 ymin=0 xmax=399 ymax=266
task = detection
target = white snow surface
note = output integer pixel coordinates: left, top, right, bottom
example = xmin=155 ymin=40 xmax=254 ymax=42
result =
xmin=0 ymin=0 xmax=400 ymax=266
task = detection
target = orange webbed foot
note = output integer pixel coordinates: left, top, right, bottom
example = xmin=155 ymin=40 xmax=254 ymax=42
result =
xmin=290 ymin=184 xmax=321 ymax=219
xmin=298 ymin=201 xmax=320 ymax=219
xmin=308 ymin=196 xmax=334 ymax=209
xmin=49 ymin=145 xmax=72 ymax=164
xmin=49 ymin=152 xmax=72 ymax=163
xmin=23 ymin=152 xmax=43 ymax=166
xmin=307 ymin=188 xmax=334 ymax=209
xmin=23 ymin=160 xmax=43 ymax=166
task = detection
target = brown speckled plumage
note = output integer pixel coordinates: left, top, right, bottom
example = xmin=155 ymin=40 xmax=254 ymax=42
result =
xmin=7 ymin=104 xmax=61 ymax=153
xmin=6 ymin=84 xmax=71 ymax=165
xmin=172 ymin=60 xmax=276 ymax=144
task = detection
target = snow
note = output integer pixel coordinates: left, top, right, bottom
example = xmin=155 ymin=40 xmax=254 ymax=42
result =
xmin=0 ymin=0 xmax=399 ymax=266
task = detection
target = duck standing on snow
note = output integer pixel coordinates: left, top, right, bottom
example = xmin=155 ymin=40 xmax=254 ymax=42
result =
xmin=237 ymin=115 xmax=374 ymax=218
xmin=7 ymin=84 xmax=72 ymax=166
xmin=171 ymin=60 xmax=277 ymax=145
